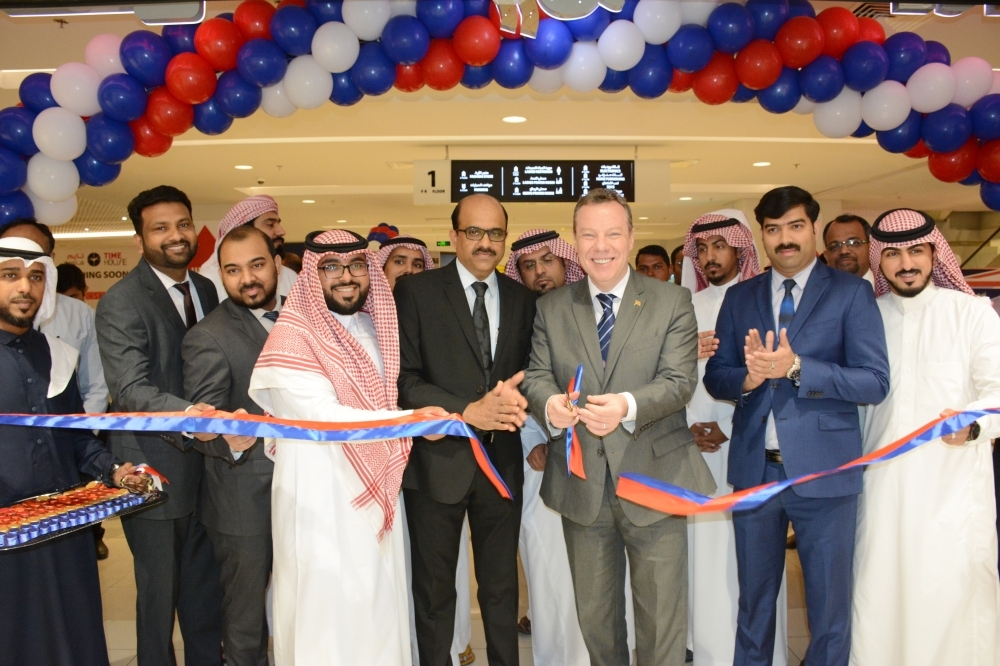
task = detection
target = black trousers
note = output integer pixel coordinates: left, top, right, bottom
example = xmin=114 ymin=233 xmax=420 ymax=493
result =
xmin=404 ymin=469 xmax=523 ymax=666
xmin=121 ymin=513 xmax=224 ymax=666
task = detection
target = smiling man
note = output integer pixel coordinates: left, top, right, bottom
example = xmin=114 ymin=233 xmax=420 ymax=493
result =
xmin=822 ymin=215 xmax=872 ymax=285
xmin=375 ymin=235 xmax=435 ymax=290
xmin=522 ymin=188 xmax=714 ymax=666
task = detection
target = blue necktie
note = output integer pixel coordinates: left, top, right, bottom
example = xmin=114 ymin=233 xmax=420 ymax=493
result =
xmin=262 ymin=311 xmax=279 ymax=323
xmin=778 ymin=279 xmax=796 ymax=332
xmin=597 ymin=293 xmax=616 ymax=365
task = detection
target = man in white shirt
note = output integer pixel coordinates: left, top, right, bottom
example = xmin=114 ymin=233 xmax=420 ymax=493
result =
xmin=821 ymin=215 xmax=874 ymax=287
xmin=851 ymin=208 xmax=1000 ymax=666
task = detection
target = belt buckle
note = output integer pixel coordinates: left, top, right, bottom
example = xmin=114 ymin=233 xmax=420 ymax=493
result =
xmin=765 ymin=449 xmax=783 ymax=464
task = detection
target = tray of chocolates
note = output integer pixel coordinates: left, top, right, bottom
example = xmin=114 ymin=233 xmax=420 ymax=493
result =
xmin=0 ymin=481 xmax=166 ymax=551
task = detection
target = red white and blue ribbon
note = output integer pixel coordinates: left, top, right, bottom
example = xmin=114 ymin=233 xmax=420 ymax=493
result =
xmin=616 ymin=408 xmax=999 ymax=517
xmin=0 ymin=410 xmax=512 ymax=500
xmin=566 ymin=363 xmax=586 ymax=479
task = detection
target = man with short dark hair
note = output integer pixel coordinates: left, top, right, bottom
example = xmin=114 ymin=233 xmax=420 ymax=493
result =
xmin=57 ymin=263 xmax=87 ymax=301
xmin=822 ymin=215 xmax=872 ymax=284
xmin=672 ymin=245 xmax=686 ymax=286
xmin=635 ymin=244 xmax=672 ymax=282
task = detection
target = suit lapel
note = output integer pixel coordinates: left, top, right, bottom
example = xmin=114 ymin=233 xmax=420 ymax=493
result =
xmin=492 ymin=271 xmax=516 ymax=366
xmin=442 ymin=262 xmax=486 ymax=374
xmin=137 ymin=259 xmax=187 ymax=334
xmin=756 ymin=273 xmax=775 ymax=336
xmin=229 ymin=300 xmax=269 ymax=349
xmin=571 ymin=279 xmax=603 ymax=382
xmin=603 ymin=271 xmax=644 ymax=384
xmin=787 ymin=261 xmax=831 ymax=343
xmin=192 ymin=274 xmax=215 ymax=315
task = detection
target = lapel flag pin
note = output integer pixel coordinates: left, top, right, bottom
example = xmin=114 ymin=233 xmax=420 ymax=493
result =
xmin=634 ymin=300 xmax=641 ymax=306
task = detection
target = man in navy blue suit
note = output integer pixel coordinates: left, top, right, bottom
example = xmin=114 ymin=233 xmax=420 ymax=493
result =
xmin=704 ymin=186 xmax=889 ymax=666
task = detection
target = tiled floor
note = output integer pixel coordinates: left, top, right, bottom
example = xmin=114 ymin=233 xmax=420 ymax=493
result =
xmin=100 ymin=517 xmax=809 ymax=665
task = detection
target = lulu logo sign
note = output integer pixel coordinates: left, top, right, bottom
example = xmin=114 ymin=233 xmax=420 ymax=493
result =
xmin=493 ymin=0 xmax=624 ymax=36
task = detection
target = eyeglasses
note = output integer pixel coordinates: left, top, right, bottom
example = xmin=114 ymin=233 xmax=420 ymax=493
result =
xmin=826 ymin=238 xmax=868 ymax=252
xmin=519 ymin=254 xmax=560 ymax=273
xmin=456 ymin=226 xmax=507 ymax=242
xmin=318 ymin=261 xmax=368 ymax=279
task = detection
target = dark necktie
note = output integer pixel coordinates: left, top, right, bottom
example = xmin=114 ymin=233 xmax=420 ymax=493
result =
xmin=597 ymin=293 xmax=616 ymax=365
xmin=262 ymin=311 xmax=279 ymax=323
xmin=778 ymin=278 xmax=796 ymax=332
xmin=173 ymin=281 xmax=197 ymax=330
xmin=471 ymin=282 xmax=492 ymax=375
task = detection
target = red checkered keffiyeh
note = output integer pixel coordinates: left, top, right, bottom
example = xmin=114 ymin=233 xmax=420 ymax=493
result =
xmin=503 ymin=229 xmax=586 ymax=285
xmin=682 ymin=210 xmax=761 ymax=292
xmin=869 ymin=208 xmax=973 ymax=297
xmin=374 ymin=235 xmax=434 ymax=272
xmin=202 ymin=195 xmax=280 ymax=275
xmin=254 ymin=229 xmax=408 ymax=542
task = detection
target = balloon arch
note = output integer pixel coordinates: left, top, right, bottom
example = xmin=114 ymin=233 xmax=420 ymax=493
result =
xmin=2 ymin=0 xmax=1000 ymax=227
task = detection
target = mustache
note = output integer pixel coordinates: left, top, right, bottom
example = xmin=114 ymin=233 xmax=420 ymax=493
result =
xmin=703 ymin=262 xmax=721 ymax=271
xmin=239 ymin=280 xmax=264 ymax=293
xmin=894 ymin=269 xmax=921 ymax=278
xmin=775 ymin=244 xmax=800 ymax=253
xmin=473 ymin=248 xmax=497 ymax=257
xmin=161 ymin=240 xmax=191 ymax=252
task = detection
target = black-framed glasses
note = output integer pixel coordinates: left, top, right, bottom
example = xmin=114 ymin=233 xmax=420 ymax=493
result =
xmin=318 ymin=261 xmax=368 ymax=279
xmin=457 ymin=226 xmax=507 ymax=242
xmin=826 ymin=238 xmax=868 ymax=252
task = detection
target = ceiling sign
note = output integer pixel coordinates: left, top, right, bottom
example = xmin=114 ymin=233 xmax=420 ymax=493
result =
xmin=450 ymin=160 xmax=634 ymax=203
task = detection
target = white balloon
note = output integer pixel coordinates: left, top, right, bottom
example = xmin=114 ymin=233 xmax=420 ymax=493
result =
xmin=679 ymin=0 xmax=718 ymax=26
xmin=261 ymin=81 xmax=298 ymax=118
xmin=32 ymin=106 xmax=87 ymax=161
xmin=50 ymin=62 xmax=103 ymax=117
xmin=529 ymin=66 xmax=564 ymax=93
xmin=26 ymin=154 xmax=79 ymax=203
xmin=26 ymin=187 xmax=77 ymax=226
xmin=283 ymin=55 xmax=335 ymax=110
xmin=312 ymin=21 xmax=361 ymax=73
xmin=793 ymin=97 xmax=817 ymax=115
xmin=814 ymin=88 xmax=863 ymax=138
xmin=341 ymin=0 xmax=392 ymax=41
xmin=597 ymin=20 xmax=646 ymax=71
xmin=632 ymin=0 xmax=683 ymax=44
xmin=951 ymin=57 xmax=994 ymax=108
xmin=389 ymin=0 xmax=417 ymax=17
xmin=84 ymin=33 xmax=126 ymax=79
xmin=906 ymin=62 xmax=956 ymax=113
xmin=861 ymin=80 xmax=912 ymax=131
xmin=562 ymin=42 xmax=606 ymax=93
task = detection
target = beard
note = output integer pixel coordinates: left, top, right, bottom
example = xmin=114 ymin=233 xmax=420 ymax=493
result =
xmin=147 ymin=239 xmax=196 ymax=269
xmin=0 ymin=295 xmax=39 ymax=328
xmin=324 ymin=280 xmax=369 ymax=315
xmin=835 ymin=254 xmax=860 ymax=274
xmin=887 ymin=269 xmax=932 ymax=298
xmin=229 ymin=277 xmax=278 ymax=309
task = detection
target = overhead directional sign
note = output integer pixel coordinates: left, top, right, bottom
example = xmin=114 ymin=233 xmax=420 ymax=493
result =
xmin=450 ymin=160 xmax=634 ymax=203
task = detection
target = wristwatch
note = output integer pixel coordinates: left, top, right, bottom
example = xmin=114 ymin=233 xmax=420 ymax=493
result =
xmin=786 ymin=354 xmax=802 ymax=384
xmin=967 ymin=421 xmax=981 ymax=442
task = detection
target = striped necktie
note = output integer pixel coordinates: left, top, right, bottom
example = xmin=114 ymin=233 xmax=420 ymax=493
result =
xmin=262 ymin=311 xmax=279 ymax=323
xmin=597 ymin=293 xmax=616 ymax=365
xmin=778 ymin=279 xmax=796 ymax=332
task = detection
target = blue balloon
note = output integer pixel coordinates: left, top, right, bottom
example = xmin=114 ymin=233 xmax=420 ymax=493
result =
xmin=0 ymin=191 xmax=33 ymax=226
xmin=972 ymin=94 xmax=1000 ymax=142
xmin=307 ymin=0 xmax=343 ymax=24
xmin=882 ymin=32 xmax=926 ymax=83
xmin=747 ymin=0 xmax=789 ymax=41
xmin=19 ymin=73 xmax=57 ymax=113
xmin=707 ymin=3 xmax=755 ymax=55
xmin=629 ymin=44 xmax=672 ymax=99
xmin=525 ymin=19 xmax=574 ymax=69
xmin=271 ymin=5 xmax=318 ymax=56
xmin=982 ymin=181 xmax=1000 ymax=211
xmin=98 ymin=73 xmax=148 ymax=123
xmin=0 ymin=146 xmax=27 ymax=197
xmin=461 ymin=64 xmax=493 ymax=89
xmin=238 ymin=38 xmax=289 ymax=87
xmin=350 ymin=42 xmax=396 ymax=96
xmin=73 ymin=150 xmax=120 ymax=187
xmin=731 ymin=83 xmax=758 ymax=103
xmin=193 ymin=98 xmax=234 ymax=135
xmin=799 ymin=55 xmax=844 ymax=103
xmin=417 ymin=0 xmax=465 ymax=39
xmin=617 ymin=0 xmax=639 ymax=21
xmin=0 ymin=107 xmax=39 ymax=157
xmin=876 ymin=110 xmax=922 ymax=153
xmin=463 ymin=0 xmax=491 ymax=18
xmin=600 ymin=67 xmax=630 ymax=93
xmin=924 ymin=40 xmax=950 ymax=66
xmin=921 ymin=103 xmax=972 ymax=153
xmin=667 ymin=25 xmax=714 ymax=74
xmin=787 ymin=0 xmax=815 ymax=19
xmin=841 ymin=41 xmax=888 ymax=92
xmin=852 ymin=120 xmax=875 ymax=138
xmin=566 ymin=7 xmax=610 ymax=42
xmin=490 ymin=39 xmax=534 ymax=89
xmin=757 ymin=67 xmax=800 ymax=114
xmin=960 ymin=169 xmax=983 ymax=186
xmin=330 ymin=71 xmax=363 ymax=105
xmin=162 ymin=24 xmax=198 ymax=55
xmin=86 ymin=113 xmax=134 ymax=165
xmin=215 ymin=70 xmax=262 ymax=118
xmin=217 ymin=12 xmax=234 ymax=21
xmin=381 ymin=15 xmax=431 ymax=66
xmin=120 ymin=30 xmax=172 ymax=88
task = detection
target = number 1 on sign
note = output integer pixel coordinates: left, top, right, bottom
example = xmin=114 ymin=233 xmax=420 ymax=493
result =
xmin=428 ymin=170 xmax=436 ymax=187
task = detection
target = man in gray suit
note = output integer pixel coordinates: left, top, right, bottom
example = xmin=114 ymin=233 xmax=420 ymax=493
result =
xmin=183 ymin=225 xmax=280 ymax=666
xmin=522 ymin=188 xmax=715 ymax=666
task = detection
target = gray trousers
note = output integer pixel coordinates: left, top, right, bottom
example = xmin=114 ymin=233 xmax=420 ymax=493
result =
xmin=562 ymin=468 xmax=688 ymax=666
xmin=203 ymin=527 xmax=272 ymax=666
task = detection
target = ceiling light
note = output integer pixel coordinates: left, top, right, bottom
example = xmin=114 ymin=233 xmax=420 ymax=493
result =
xmin=337 ymin=219 xmax=347 ymax=224
xmin=502 ymin=116 xmax=527 ymax=124
xmin=235 ymin=165 xmax=253 ymax=170
xmin=752 ymin=161 xmax=771 ymax=167
xmin=121 ymin=216 xmax=127 ymax=220
xmin=679 ymin=197 xmax=693 ymax=201
xmin=638 ymin=216 xmax=649 ymax=220
xmin=302 ymin=199 xmax=315 ymax=204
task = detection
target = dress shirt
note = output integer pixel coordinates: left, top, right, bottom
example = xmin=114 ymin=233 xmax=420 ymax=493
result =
xmin=37 ymin=294 xmax=109 ymax=414
xmin=765 ymin=258 xmax=816 ymax=450
xmin=333 ymin=311 xmax=384 ymax=378
xmin=149 ymin=264 xmax=206 ymax=325
xmin=250 ymin=297 xmax=283 ymax=334
xmin=455 ymin=259 xmax=499 ymax=357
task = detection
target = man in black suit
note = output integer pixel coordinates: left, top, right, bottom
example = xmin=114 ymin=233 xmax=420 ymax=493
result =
xmin=182 ymin=225 xmax=279 ymax=666
xmin=96 ymin=185 xmax=236 ymax=666
xmin=395 ymin=193 xmax=537 ymax=666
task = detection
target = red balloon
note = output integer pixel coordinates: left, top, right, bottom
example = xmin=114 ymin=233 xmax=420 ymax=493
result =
xmin=395 ymin=64 xmax=425 ymax=92
xmin=421 ymin=39 xmax=465 ymax=91
xmin=453 ymin=15 xmax=502 ymax=67
xmin=145 ymin=87 xmax=194 ymax=137
xmin=165 ymin=53 xmax=217 ymax=105
xmin=904 ymin=139 xmax=930 ymax=159
xmin=669 ymin=69 xmax=694 ymax=93
xmin=928 ymin=139 xmax=978 ymax=182
xmin=978 ymin=139 xmax=1000 ymax=183
xmin=130 ymin=116 xmax=173 ymax=158
xmin=816 ymin=7 xmax=859 ymax=59
xmin=195 ymin=17 xmax=247 ymax=72
xmin=735 ymin=39 xmax=783 ymax=90
xmin=234 ymin=0 xmax=275 ymax=40
xmin=775 ymin=16 xmax=826 ymax=69
xmin=693 ymin=52 xmax=739 ymax=105
xmin=277 ymin=0 xmax=306 ymax=7
xmin=856 ymin=17 xmax=885 ymax=45
xmin=488 ymin=2 xmax=521 ymax=39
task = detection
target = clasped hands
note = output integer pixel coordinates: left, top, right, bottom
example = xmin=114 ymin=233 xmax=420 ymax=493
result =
xmin=742 ymin=328 xmax=796 ymax=392
xmin=463 ymin=371 xmax=529 ymax=433
xmin=547 ymin=390 xmax=628 ymax=438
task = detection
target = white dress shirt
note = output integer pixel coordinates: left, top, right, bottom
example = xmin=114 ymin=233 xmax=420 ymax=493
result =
xmin=333 ymin=311 xmax=384 ymax=377
xmin=455 ymin=259 xmax=499 ymax=357
xmin=37 ymin=294 xmax=109 ymax=413
xmin=149 ymin=264 xmax=205 ymax=325
xmin=765 ymin=258 xmax=816 ymax=450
